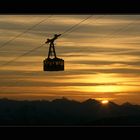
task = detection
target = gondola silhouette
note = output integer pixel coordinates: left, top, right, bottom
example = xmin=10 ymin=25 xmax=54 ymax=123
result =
xmin=43 ymin=34 xmax=64 ymax=71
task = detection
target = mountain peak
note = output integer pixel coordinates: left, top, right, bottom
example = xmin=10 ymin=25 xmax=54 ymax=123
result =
xmin=107 ymin=101 xmax=119 ymax=107
xmin=122 ymin=102 xmax=133 ymax=107
xmin=82 ymin=98 xmax=100 ymax=105
xmin=52 ymin=97 xmax=79 ymax=104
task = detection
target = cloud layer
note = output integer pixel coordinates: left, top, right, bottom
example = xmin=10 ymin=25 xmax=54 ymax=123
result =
xmin=0 ymin=15 xmax=140 ymax=104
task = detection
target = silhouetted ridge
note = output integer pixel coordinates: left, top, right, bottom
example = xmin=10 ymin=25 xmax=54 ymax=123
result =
xmin=0 ymin=98 xmax=139 ymax=126
xmin=82 ymin=99 xmax=100 ymax=105
xmin=52 ymin=97 xmax=79 ymax=104
xmin=108 ymin=101 xmax=119 ymax=107
xmin=122 ymin=102 xmax=133 ymax=107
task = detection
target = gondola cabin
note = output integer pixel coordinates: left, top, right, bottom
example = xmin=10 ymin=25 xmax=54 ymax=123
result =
xmin=43 ymin=58 xmax=64 ymax=71
xmin=43 ymin=34 xmax=64 ymax=71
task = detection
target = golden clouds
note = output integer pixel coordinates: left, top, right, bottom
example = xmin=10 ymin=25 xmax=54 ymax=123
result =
xmin=0 ymin=15 xmax=140 ymax=104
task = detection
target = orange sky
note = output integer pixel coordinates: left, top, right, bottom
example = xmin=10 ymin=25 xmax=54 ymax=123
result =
xmin=0 ymin=15 xmax=140 ymax=104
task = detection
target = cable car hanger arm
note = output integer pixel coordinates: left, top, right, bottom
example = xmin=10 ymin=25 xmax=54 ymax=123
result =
xmin=45 ymin=34 xmax=61 ymax=44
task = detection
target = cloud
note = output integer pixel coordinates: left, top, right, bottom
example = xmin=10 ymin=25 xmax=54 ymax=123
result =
xmin=0 ymin=15 xmax=140 ymax=104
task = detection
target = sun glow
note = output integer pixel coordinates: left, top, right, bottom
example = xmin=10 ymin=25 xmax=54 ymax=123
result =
xmin=101 ymin=100 xmax=109 ymax=104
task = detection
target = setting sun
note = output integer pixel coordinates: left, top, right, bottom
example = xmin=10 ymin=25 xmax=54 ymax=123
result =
xmin=101 ymin=100 xmax=109 ymax=104
xmin=0 ymin=15 xmax=140 ymax=105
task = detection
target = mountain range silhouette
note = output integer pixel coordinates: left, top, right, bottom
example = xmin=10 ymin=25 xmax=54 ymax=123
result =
xmin=0 ymin=98 xmax=140 ymax=126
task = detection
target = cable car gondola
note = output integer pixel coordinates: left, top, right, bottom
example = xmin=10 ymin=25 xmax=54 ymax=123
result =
xmin=43 ymin=34 xmax=64 ymax=71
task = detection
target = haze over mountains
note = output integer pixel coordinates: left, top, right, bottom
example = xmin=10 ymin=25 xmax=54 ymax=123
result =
xmin=0 ymin=98 xmax=140 ymax=126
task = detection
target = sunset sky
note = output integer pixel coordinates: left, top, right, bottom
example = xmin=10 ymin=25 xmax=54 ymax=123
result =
xmin=0 ymin=15 xmax=140 ymax=104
